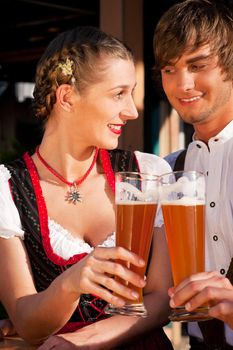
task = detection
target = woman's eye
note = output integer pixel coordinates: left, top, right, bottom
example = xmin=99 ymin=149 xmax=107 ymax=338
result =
xmin=115 ymin=92 xmax=123 ymax=100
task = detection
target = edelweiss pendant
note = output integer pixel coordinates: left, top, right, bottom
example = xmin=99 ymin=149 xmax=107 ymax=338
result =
xmin=65 ymin=184 xmax=82 ymax=204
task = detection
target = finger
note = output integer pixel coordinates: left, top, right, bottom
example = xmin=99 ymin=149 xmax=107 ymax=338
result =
xmin=170 ymin=274 xmax=226 ymax=308
xmin=91 ymin=259 xmax=146 ymax=287
xmin=185 ymin=282 xmax=233 ymax=312
xmin=0 ymin=319 xmax=16 ymax=337
xmin=172 ymin=271 xmax=220 ymax=295
xmin=78 ymin=276 xmax=135 ymax=307
xmin=209 ymin=300 xmax=233 ymax=328
xmin=168 ymin=287 xmax=175 ymax=297
xmin=93 ymin=247 xmax=145 ymax=267
xmin=91 ymin=270 xmax=143 ymax=301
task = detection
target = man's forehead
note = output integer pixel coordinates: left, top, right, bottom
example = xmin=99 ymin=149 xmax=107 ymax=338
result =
xmin=168 ymin=44 xmax=214 ymax=65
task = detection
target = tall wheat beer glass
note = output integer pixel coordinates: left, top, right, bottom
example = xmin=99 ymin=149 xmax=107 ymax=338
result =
xmin=106 ymin=172 xmax=159 ymax=317
xmin=160 ymin=170 xmax=209 ymax=321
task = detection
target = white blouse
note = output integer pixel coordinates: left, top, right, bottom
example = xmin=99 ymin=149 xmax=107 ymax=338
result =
xmin=0 ymin=151 xmax=171 ymax=260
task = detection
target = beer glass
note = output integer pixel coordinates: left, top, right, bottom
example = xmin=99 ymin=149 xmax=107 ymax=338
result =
xmin=105 ymin=172 xmax=159 ymax=317
xmin=160 ymin=170 xmax=209 ymax=321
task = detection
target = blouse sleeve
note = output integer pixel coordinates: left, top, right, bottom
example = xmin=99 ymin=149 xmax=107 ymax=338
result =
xmin=134 ymin=151 xmax=172 ymax=228
xmin=0 ymin=165 xmax=24 ymax=239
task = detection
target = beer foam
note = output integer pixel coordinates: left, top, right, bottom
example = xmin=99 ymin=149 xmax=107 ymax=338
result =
xmin=160 ymin=175 xmax=205 ymax=203
xmin=116 ymin=182 xmax=158 ymax=203
xmin=161 ymin=197 xmax=205 ymax=205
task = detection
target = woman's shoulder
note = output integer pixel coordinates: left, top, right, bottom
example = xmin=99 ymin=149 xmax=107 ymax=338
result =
xmin=0 ymin=164 xmax=24 ymax=239
xmin=0 ymin=164 xmax=11 ymax=183
xmin=134 ymin=150 xmax=172 ymax=176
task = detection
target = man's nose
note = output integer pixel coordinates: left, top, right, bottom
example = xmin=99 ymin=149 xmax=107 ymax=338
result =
xmin=176 ymin=71 xmax=195 ymax=92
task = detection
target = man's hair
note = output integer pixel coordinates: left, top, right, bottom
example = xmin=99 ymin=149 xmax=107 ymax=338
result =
xmin=153 ymin=0 xmax=233 ymax=83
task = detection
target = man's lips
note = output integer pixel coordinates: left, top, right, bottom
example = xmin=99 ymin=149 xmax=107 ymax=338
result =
xmin=107 ymin=123 xmax=125 ymax=135
xmin=178 ymin=94 xmax=203 ymax=104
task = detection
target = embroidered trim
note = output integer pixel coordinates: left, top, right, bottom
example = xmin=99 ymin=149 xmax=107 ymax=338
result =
xmin=22 ymin=149 xmax=116 ymax=266
xmin=99 ymin=149 xmax=115 ymax=193
xmin=56 ymin=321 xmax=92 ymax=334
xmin=23 ymin=152 xmax=87 ymax=266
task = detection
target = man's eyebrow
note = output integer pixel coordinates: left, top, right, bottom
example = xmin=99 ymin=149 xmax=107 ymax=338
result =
xmin=186 ymin=54 xmax=212 ymax=64
xmin=162 ymin=54 xmax=211 ymax=67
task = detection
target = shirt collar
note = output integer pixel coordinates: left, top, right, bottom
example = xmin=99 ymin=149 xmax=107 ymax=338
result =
xmin=192 ymin=119 xmax=233 ymax=144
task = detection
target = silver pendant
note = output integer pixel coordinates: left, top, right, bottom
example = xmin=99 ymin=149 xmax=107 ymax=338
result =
xmin=65 ymin=184 xmax=82 ymax=204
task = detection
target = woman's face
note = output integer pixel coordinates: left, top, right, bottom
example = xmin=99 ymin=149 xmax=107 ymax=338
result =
xmin=71 ymin=57 xmax=138 ymax=150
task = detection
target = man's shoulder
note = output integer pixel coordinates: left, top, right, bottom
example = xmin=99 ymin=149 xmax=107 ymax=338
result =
xmin=164 ymin=149 xmax=186 ymax=170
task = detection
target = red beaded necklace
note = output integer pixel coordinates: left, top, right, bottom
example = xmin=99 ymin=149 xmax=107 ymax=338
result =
xmin=36 ymin=145 xmax=99 ymax=204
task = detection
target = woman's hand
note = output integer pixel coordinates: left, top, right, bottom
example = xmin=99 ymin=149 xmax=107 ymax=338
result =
xmin=67 ymin=246 xmax=146 ymax=308
xmin=168 ymin=271 xmax=233 ymax=328
xmin=37 ymin=325 xmax=117 ymax=350
xmin=37 ymin=335 xmax=78 ymax=350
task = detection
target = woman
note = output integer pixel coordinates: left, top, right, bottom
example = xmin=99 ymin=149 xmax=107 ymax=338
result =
xmin=0 ymin=26 xmax=173 ymax=349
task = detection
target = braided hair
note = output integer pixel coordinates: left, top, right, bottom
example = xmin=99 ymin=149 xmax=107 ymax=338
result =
xmin=33 ymin=26 xmax=133 ymax=122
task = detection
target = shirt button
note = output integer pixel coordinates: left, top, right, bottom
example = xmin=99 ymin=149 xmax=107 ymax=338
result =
xmin=196 ymin=144 xmax=201 ymax=148
xmin=213 ymin=235 xmax=218 ymax=241
xmin=210 ymin=202 xmax=215 ymax=207
xmin=214 ymin=138 xmax=219 ymax=142
xmin=220 ymin=269 xmax=225 ymax=275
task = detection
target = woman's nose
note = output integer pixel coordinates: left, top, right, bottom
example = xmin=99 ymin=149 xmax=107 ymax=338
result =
xmin=121 ymin=98 xmax=138 ymax=120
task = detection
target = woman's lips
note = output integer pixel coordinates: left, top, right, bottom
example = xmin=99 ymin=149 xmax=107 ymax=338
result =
xmin=107 ymin=123 xmax=124 ymax=135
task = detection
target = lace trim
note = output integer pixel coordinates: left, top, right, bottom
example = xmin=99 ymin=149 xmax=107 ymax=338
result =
xmin=49 ymin=218 xmax=115 ymax=259
xmin=0 ymin=164 xmax=11 ymax=182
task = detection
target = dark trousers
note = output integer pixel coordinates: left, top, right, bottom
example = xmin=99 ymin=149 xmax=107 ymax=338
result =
xmin=190 ymin=336 xmax=233 ymax=350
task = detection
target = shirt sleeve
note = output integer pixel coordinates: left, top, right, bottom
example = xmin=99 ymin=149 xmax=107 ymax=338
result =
xmin=0 ymin=165 xmax=24 ymax=239
xmin=134 ymin=151 xmax=172 ymax=228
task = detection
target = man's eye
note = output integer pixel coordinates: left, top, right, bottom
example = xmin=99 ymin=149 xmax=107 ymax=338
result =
xmin=162 ymin=67 xmax=175 ymax=74
xmin=190 ymin=64 xmax=206 ymax=72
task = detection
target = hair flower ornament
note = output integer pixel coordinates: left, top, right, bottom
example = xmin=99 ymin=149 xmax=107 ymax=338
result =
xmin=58 ymin=58 xmax=74 ymax=77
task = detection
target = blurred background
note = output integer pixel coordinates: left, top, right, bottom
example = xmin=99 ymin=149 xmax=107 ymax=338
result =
xmin=0 ymin=0 xmax=195 ymax=164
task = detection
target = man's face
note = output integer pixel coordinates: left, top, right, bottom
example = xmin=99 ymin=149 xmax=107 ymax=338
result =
xmin=161 ymin=45 xmax=233 ymax=132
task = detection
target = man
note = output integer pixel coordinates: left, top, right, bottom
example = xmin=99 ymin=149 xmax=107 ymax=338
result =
xmin=153 ymin=0 xmax=233 ymax=349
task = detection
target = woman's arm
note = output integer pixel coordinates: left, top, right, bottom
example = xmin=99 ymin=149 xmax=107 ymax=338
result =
xmin=38 ymin=226 xmax=173 ymax=350
xmin=0 ymin=236 xmax=145 ymax=345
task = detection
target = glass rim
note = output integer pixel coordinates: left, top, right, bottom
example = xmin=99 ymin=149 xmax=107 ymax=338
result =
xmin=115 ymin=171 xmax=159 ymax=181
xmin=160 ymin=170 xmax=205 ymax=178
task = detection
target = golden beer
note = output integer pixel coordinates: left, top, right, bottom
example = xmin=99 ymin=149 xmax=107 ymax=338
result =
xmin=116 ymin=202 xmax=158 ymax=303
xmin=105 ymin=171 xmax=159 ymax=317
xmin=162 ymin=203 xmax=205 ymax=286
xmin=160 ymin=170 xmax=208 ymax=321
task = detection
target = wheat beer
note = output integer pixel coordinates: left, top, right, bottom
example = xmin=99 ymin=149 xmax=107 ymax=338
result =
xmin=105 ymin=171 xmax=159 ymax=317
xmin=116 ymin=202 xmax=157 ymax=303
xmin=162 ymin=202 xmax=205 ymax=286
xmin=160 ymin=170 xmax=208 ymax=321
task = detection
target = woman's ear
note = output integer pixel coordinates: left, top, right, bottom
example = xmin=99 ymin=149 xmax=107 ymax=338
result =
xmin=55 ymin=84 xmax=77 ymax=112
